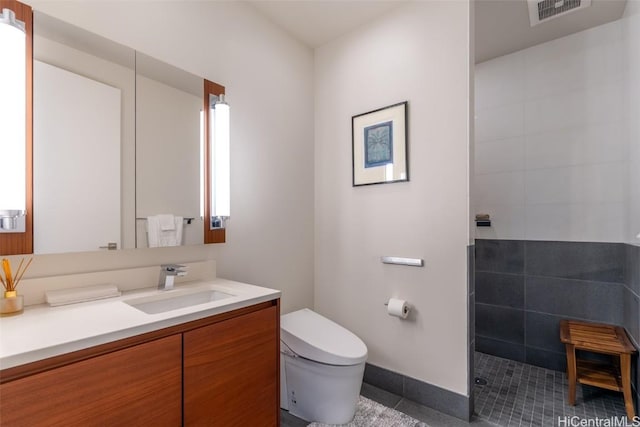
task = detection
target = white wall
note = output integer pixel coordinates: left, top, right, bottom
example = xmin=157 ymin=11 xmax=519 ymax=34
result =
xmin=624 ymin=1 xmax=640 ymax=246
xmin=23 ymin=0 xmax=315 ymax=314
xmin=314 ymin=1 xmax=471 ymax=395
xmin=474 ymin=20 xmax=629 ymax=243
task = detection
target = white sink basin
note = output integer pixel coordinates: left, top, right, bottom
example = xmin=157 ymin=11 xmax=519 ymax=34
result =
xmin=125 ymin=289 xmax=234 ymax=314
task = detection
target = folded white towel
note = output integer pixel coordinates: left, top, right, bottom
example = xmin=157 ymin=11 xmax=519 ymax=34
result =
xmin=158 ymin=214 xmax=175 ymax=231
xmin=147 ymin=214 xmax=184 ymax=247
xmin=46 ymin=284 xmax=121 ymax=306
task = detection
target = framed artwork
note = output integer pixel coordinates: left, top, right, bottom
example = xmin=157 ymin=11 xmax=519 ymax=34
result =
xmin=352 ymin=101 xmax=408 ymax=186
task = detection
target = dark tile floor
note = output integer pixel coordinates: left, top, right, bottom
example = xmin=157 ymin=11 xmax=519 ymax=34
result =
xmin=281 ymin=352 xmax=631 ymax=427
xmin=281 ymin=382 xmax=495 ymax=427
xmin=474 ymin=352 xmax=629 ymax=427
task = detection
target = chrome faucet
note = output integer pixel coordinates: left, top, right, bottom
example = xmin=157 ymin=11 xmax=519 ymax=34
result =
xmin=158 ymin=264 xmax=187 ymax=290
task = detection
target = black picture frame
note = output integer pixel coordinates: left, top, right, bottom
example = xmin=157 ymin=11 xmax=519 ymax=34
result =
xmin=352 ymin=101 xmax=408 ymax=187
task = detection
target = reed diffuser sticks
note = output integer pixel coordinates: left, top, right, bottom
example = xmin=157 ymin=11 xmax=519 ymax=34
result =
xmin=0 ymin=258 xmax=31 ymax=316
xmin=2 ymin=257 xmax=33 ymax=294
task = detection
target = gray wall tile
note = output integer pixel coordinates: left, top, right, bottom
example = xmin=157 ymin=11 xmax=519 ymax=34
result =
xmin=525 ymin=312 xmax=565 ymax=354
xmin=470 ymin=293 xmax=475 ymax=344
xmin=626 ymin=244 xmax=640 ymax=296
xmin=526 ymin=276 xmax=624 ymax=324
xmin=281 ymin=410 xmax=308 ymax=427
xmin=363 ymin=365 xmax=471 ymax=421
xmin=469 ymin=244 xmax=476 ymax=345
xmin=623 ymin=246 xmax=640 ymax=412
xmin=575 ymin=349 xmax=612 ymax=364
xmin=468 ymin=244 xmax=476 ymax=294
xmin=476 ymin=335 xmax=526 ymax=362
xmin=363 ymin=363 xmax=403 ymax=396
xmin=476 ymin=303 xmax=524 ymax=344
xmin=526 ymin=241 xmax=625 ymax=283
xmin=475 ymin=239 xmax=524 ymax=274
xmin=360 ymin=383 xmax=402 ymax=409
xmin=404 ymin=376 xmax=471 ymax=421
xmin=469 ymin=244 xmax=476 ymax=406
xmin=525 ymin=347 xmax=566 ymax=372
xmin=475 ymin=239 xmax=638 ymax=382
xmin=469 ymin=339 xmax=475 ymax=419
xmin=476 ymin=272 xmax=524 ymax=309
xmin=624 ymin=288 xmax=640 ymax=345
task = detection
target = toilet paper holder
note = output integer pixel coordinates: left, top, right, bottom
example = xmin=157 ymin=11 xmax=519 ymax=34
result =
xmin=385 ymin=298 xmax=410 ymax=318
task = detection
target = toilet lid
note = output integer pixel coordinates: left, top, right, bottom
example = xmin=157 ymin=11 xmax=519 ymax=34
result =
xmin=280 ymin=308 xmax=368 ymax=366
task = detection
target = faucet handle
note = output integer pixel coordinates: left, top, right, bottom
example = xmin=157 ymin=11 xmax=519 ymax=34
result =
xmin=161 ymin=264 xmax=187 ymax=272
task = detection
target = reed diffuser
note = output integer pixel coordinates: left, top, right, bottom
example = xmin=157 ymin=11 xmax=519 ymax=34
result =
xmin=1 ymin=257 xmax=33 ymax=316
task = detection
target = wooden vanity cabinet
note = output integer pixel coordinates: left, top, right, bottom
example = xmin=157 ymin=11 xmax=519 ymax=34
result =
xmin=0 ymin=300 xmax=280 ymax=427
xmin=0 ymin=335 xmax=182 ymax=426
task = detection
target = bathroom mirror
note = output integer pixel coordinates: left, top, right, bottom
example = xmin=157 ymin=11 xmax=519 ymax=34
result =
xmin=30 ymin=11 xmax=207 ymax=254
xmin=135 ymin=53 xmax=204 ymax=248
xmin=33 ymin=12 xmax=135 ymax=254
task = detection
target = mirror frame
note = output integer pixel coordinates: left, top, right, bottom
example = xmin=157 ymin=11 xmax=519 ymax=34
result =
xmin=0 ymin=0 xmax=33 ymax=255
xmin=203 ymin=79 xmax=226 ymax=244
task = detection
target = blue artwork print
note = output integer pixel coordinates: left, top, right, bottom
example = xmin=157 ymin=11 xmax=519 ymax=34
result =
xmin=364 ymin=121 xmax=393 ymax=168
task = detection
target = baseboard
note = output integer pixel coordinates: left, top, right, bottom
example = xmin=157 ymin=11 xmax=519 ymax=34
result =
xmin=363 ymin=363 xmax=471 ymax=421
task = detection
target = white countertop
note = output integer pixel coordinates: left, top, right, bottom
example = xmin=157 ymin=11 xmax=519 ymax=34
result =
xmin=0 ymin=279 xmax=281 ymax=370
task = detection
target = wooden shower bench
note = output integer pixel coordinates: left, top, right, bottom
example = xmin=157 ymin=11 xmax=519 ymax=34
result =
xmin=560 ymin=319 xmax=637 ymax=419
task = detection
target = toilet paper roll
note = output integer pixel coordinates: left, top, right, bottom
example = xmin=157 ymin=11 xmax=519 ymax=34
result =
xmin=387 ymin=298 xmax=410 ymax=319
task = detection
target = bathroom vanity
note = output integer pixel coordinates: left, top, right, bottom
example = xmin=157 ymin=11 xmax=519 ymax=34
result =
xmin=0 ymin=280 xmax=280 ymax=426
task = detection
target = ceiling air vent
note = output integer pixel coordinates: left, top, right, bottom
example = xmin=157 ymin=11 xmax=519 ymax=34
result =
xmin=528 ymin=0 xmax=592 ymax=26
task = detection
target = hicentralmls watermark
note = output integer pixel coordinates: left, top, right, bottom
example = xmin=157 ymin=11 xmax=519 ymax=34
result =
xmin=557 ymin=416 xmax=640 ymax=427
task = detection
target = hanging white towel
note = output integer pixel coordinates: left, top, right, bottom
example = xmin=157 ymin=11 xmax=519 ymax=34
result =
xmin=158 ymin=214 xmax=175 ymax=231
xmin=147 ymin=214 xmax=184 ymax=247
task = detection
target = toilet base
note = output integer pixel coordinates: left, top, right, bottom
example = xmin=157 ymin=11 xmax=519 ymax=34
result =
xmin=281 ymin=353 xmax=365 ymax=424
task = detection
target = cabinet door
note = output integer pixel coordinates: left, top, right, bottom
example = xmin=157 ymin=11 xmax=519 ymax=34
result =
xmin=184 ymin=305 xmax=279 ymax=426
xmin=0 ymin=335 xmax=182 ymax=426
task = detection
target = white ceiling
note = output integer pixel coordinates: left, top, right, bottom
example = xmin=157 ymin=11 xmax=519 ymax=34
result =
xmin=247 ymin=0 xmax=408 ymax=48
xmin=475 ymin=0 xmax=627 ymax=63
xmin=247 ymin=0 xmax=629 ymax=63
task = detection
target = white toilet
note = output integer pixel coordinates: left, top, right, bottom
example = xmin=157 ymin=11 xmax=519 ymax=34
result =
xmin=280 ymin=308 xmax=368 ymax=424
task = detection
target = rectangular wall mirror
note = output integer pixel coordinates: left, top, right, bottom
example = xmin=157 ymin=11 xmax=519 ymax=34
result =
xmin=25 ymin=11 xmax=218 ymax=255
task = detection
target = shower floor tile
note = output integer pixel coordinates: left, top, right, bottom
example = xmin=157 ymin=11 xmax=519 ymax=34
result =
xmin=474 ymin=352 xmax=629 ymax=427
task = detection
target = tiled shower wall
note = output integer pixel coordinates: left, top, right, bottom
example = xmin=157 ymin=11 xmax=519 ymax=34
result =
xmin=473 ymin=6 xmax=640 ymax=408
xmin=474 ymin=8 xmax=640 ymax=247
xmin=625 ymin=243 xmax=640 ymax=405
xmin=475 ymin=239 xmax=640 ymax=404
xmin=474 ymin=19 xmax=630 ymax=244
